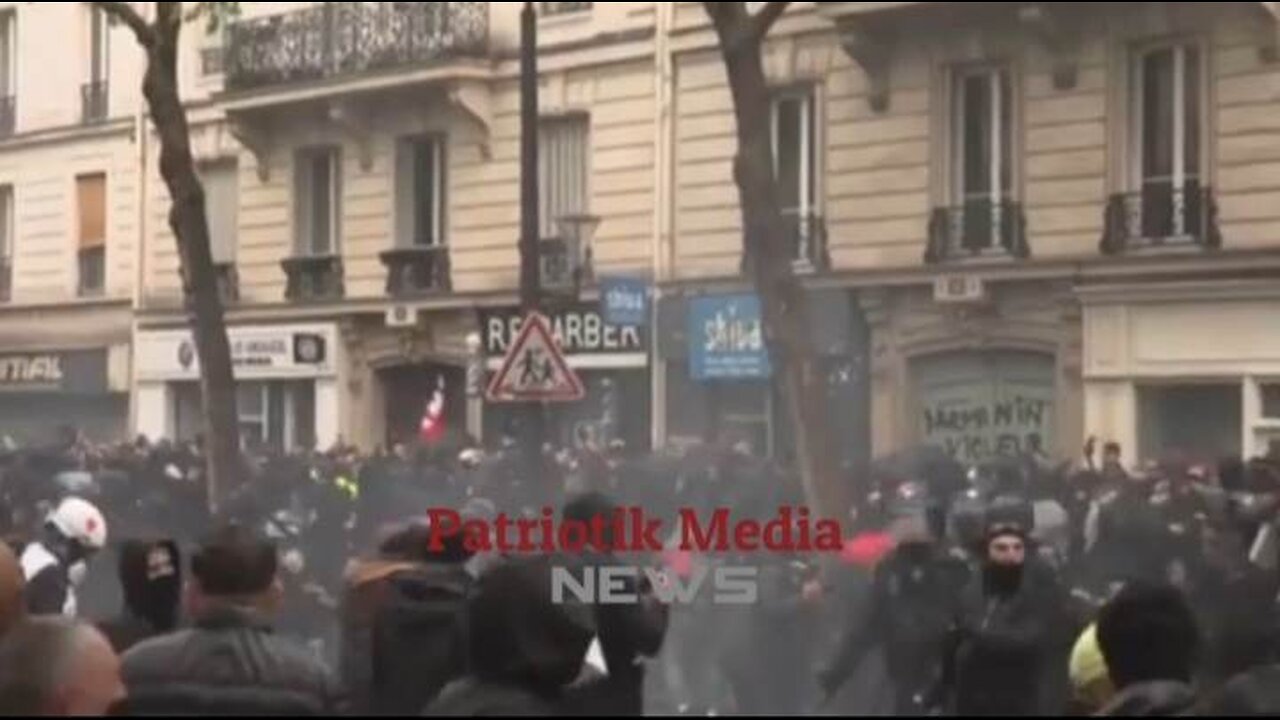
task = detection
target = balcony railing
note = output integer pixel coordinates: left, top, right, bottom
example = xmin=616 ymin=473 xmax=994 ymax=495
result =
xmin=541 ymin=236 xmax=593 ymax=299
xmin=81 ymin=81 xmax=108 ymax=124
xmin=1100 ymin=183 xmax=1222 ymax=254
xmin=0 ymin=258 xmax=9 ymax=303
xmin=381 ymin=245 xmax=452 ymax=297
xmin=78 ymin=247 xmax=106 ymax=298
xmin=283 ymin=254 xmax=345 ymax=302
xmin=925 ymin=200 xmax=1029 ymax=263
xmin=741 ymin=210 xmax=831 ymax=275
xmin=226 ymin=2 xmax=489 ymax=92
xmin=0 ymin=96 xmax=14 ymax=138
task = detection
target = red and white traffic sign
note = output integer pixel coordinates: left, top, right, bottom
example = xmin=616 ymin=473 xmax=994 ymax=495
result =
xmin=485 ymin=312 xmax=585 ymax=403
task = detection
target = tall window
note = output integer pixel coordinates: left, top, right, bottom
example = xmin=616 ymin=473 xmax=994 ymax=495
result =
xmin=1132 ymin=44 xmax=1203 ymax=239
xmin=396 ymin=136 xmax=446 ymax=247
xmin=538 ymin=115 xmax=589 ymax=240
xmin=951 ymin=66 xmax=1013 ymax=251
xmin=76 ymin=173 xmax=106 ymax=297
xmin=539 ymin=2 xmax=593 ymax=16
xmin=770 ymin=88 xmax=818 ymax=261
xmin=200 ymin=160 xmax=238 ymax=263
xmin=0 ymin=185 xmax=12 ymax=302
xmin=0 ymin=11 xmax=15 ymax=99
xmin=294 ymin=148 xmax=341 ymax=256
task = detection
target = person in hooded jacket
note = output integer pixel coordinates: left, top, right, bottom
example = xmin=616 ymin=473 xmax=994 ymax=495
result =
xmin=424 ymin=555 xmax=595 ymax=716
xmin=1094 ymin=581 xmax=1200 ymax=717
xmin=97 ymin=540 xmax=180 ymax=654
xmin=818 ymin=482 xmax=970 ymax=714
xmin=934 ymin=497 xmax=1070 ymax=716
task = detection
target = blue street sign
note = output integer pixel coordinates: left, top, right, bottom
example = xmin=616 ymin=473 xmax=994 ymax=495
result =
xmin=600 ymin=275 xmax=649 ymax=327
xmin=688 ymin=294 xmax=772 ymax=381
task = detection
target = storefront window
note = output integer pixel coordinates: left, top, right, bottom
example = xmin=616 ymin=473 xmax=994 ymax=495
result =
xmin=174 ymin=381 xmax=315 ymax=453
xmin=1138 ymin=384 xmax=1241 ymax=463
xmin=1262 ymin=383 xmax=1280 ymax=420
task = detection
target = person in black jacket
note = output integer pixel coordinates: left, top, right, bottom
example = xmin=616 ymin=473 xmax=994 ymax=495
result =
xmin=936 ymin=499 xmax=1070 ymax=716
xmin=120 ymin=524 xmax=345 ymax=715
xmin=97 ymin=540 xmax=180 ymax=655
xmin=819 ymin=482 xmax=970 ymax=714
xmin=1094 ymin=581 xmax=1200 ymax=717
xmin=425 ymin=555 xmax=595 ymax=716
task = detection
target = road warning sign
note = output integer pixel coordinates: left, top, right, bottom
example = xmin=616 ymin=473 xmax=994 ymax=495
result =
xmin=485 ymin=312 xmax=585 ymax=403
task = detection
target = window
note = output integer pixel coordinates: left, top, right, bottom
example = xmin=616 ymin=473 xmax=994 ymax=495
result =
xmin=179 ymin=381 xmax=314 ymax=452
xmin=539 ymin=2 xmax=593 ymax=16
xmin=1262 ymin=384 xmax=1280 ymax=420
xmin=76 ymin=173 xmax=106 ymax=297
xmin=396 ymin=136 xmax=446 ymax=247
xmin=0 ymin=10 xmax=15 ymax=99
xmin=294 ymin=148 xmax=341 ymax=256
xmin=200 ymin=161 xmax=238 ymax=264
xmin=1131 ymin=43 xmax=1203 ymax=238
xmin=770 ymin=88 xmax=818 ymax=261
xmin=950 ymin=66 xmax=1014 ymax=252
xmin=538 ymin=115 xmax=589 ymax=240
xmin=1139 ymin=384 xmax=1241 ymax=463
xmin=89 ymin=6 xmax=109 ymax=84
xmin=0 ymin=185 xmax=11 ymax=302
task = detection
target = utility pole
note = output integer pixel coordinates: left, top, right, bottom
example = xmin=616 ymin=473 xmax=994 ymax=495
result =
xmin=519 ymin=1 xmax=547 ymax=483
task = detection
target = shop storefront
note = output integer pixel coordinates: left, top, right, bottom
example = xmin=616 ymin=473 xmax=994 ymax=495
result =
xmin=134 ymin=323 xmax=341 ymax=452
xmin=657 ymin=288 xmax=870 ymax=468
xmin=0 ymin=348 xmax=128 ymax=444
xmin=479 ymin=303 xmax=651 ymax=451
xmin=861 ymin=280 xmax=1082 ymax=463
xmin=1080 ymin=280 xmax=1280 ymax=465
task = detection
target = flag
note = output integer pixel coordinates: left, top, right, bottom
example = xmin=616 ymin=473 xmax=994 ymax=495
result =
xmin=419 ymin=378 xmax=446 ymax=445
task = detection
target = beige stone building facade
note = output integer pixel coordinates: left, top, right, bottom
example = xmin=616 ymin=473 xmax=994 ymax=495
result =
xmin=1 ymin=2 xmax=1278 ymax=469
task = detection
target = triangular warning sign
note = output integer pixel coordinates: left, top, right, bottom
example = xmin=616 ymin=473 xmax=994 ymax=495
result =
xmin=486 ymin=312 xmax=585 ymax=403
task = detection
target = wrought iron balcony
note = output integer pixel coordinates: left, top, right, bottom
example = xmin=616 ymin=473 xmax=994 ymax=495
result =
xmin=81 ymin=81 xmax=108 ymax=124
xmin=740 ymin=210 xmax=832 ymax=275
xmin=925 ymin=200 xmax=1029 ymax=263
xmin=1100 ymin=183 xmax=1222 ymax=254
xmin=226 ymin=2 xmax=489 ymax=92
xmin=283 ymin=254 xmax=345 ymax=302
xmin=381 ymin=245 xmax=452 ymax=298
xmin=0 ymin=96 xmax=14 ymax=138
xmin=540 ymin=236 xmax=592 ymax=299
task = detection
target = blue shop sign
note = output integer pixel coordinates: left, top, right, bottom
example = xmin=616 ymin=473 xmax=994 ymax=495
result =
xmin=600 ymin=276 xmax=650 ymax=327
xmin=688 ymin=294 xmax=772 ymax=381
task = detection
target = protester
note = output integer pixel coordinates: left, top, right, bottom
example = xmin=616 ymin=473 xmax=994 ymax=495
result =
xmin=425 ymin=555 xmax=595 ymax=716
xmin=120 ymin=524 xmax=345 ymax=715
xmin=1093 ymin=582 xmax=1200 ymax=716
xmin=97 ymin=540 xmax=181 ymax=654
xmin=0 ymin=617 xmax=125 ymax=716
xmin=1068 ymin=623 xmax=1115 ymax=714
xmin=21 ymin=497 xmax=107 ymax=617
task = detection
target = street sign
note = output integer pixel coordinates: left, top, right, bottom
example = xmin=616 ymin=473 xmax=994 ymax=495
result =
xmin=486 ymin=312 xmax=586 ymax=403
xmin=600 ymin=275 xmax=649 ymax=327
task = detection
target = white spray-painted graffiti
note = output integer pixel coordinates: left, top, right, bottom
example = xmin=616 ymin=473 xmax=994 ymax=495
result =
xmin=922 ymin=394 xmax=1052 ymax=464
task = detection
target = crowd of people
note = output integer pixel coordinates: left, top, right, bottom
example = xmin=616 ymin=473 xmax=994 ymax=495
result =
xmin=0 ymin=425 xmax=1278 ymax=716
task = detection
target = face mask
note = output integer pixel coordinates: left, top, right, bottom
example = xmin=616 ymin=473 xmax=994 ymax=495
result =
xmin=68 ymin=561 xmax=88 ymax=587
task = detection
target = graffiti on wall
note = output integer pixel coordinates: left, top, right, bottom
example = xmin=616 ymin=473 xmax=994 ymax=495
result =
xmin=923 ymin=394 xmax=1052 ymax=465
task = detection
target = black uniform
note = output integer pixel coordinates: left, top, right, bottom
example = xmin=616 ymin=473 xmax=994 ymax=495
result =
xmin=820 ymin=542 xmax=970 ymax=714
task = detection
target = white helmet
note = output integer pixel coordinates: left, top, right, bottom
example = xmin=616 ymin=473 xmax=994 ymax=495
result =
xmin=48 ymin=497 xmax=107 ymax=551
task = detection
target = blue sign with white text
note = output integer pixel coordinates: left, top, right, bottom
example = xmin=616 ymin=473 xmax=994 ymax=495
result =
xmin=600 ymin=276 xmax=649 ymax=327
xmin=688 ymin=294 xmax=772 ymax=381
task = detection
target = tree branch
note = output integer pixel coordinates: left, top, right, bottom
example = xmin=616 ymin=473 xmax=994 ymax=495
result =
xmin=749 ymin=1 xmax=791 ymax=42
xmin=94 ymin=2 xmax=156 ymax=47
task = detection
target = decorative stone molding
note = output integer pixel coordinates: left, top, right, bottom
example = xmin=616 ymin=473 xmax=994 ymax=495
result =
xmin=448 ymin=81 xmax=493 ymax=160
xmin=327 ymin=101 xmax=374 ymax=172
xmin=228 ymin=117 xmax=272 ymax=182
xmin=1018 ymin=3 xmax=1081 ymax=90
xmin=835 ymin=19 xmax=893 ymax=113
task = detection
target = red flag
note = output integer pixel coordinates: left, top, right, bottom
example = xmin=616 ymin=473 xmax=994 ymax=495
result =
xmin=840 ymin=532 xmax=895 ymax=568
xmin=419 ymin=379 xmax=446 ymax=445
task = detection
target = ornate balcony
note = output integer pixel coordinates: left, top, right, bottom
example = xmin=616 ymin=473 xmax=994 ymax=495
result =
xmin=226 ymin=2 xmax=489 ymax=92
xmin=283 ymin=254 xmax=345 ymax=302
xmin=740 ymin=210 xmax=832 ymax=276
xmin=540 ymin=236 xmax=592 ymax=300
xmin=1099 ymin=184 xmax=1221 ymax=255
xmin=925 ymin=200 xmax=1029 ymax=263
xmin=381 ymin=245 xmax=452 ymax=298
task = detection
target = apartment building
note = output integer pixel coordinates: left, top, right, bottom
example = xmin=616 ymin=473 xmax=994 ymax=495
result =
xmin=656 ymin=1 xmax=1280 ymax=466
xmin=132 ymin=1 xmax=661 ymax=453
xmin=0 ymin=3 xmax=137 ymax=443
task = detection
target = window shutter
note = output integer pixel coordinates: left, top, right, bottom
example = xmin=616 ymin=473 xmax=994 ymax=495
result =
xmin=77 ymin=174 xmax=106 ymax=249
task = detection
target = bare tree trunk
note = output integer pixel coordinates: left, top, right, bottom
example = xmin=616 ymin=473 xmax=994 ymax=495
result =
xmin=107 ymin=2 xmax=242 ymax=511
xmin=705 ymin=2 xmax=846 ymax=518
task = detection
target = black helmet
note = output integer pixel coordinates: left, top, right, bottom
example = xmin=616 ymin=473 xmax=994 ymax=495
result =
xmin=984 ymin=494 xmax=1034 ymax=540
